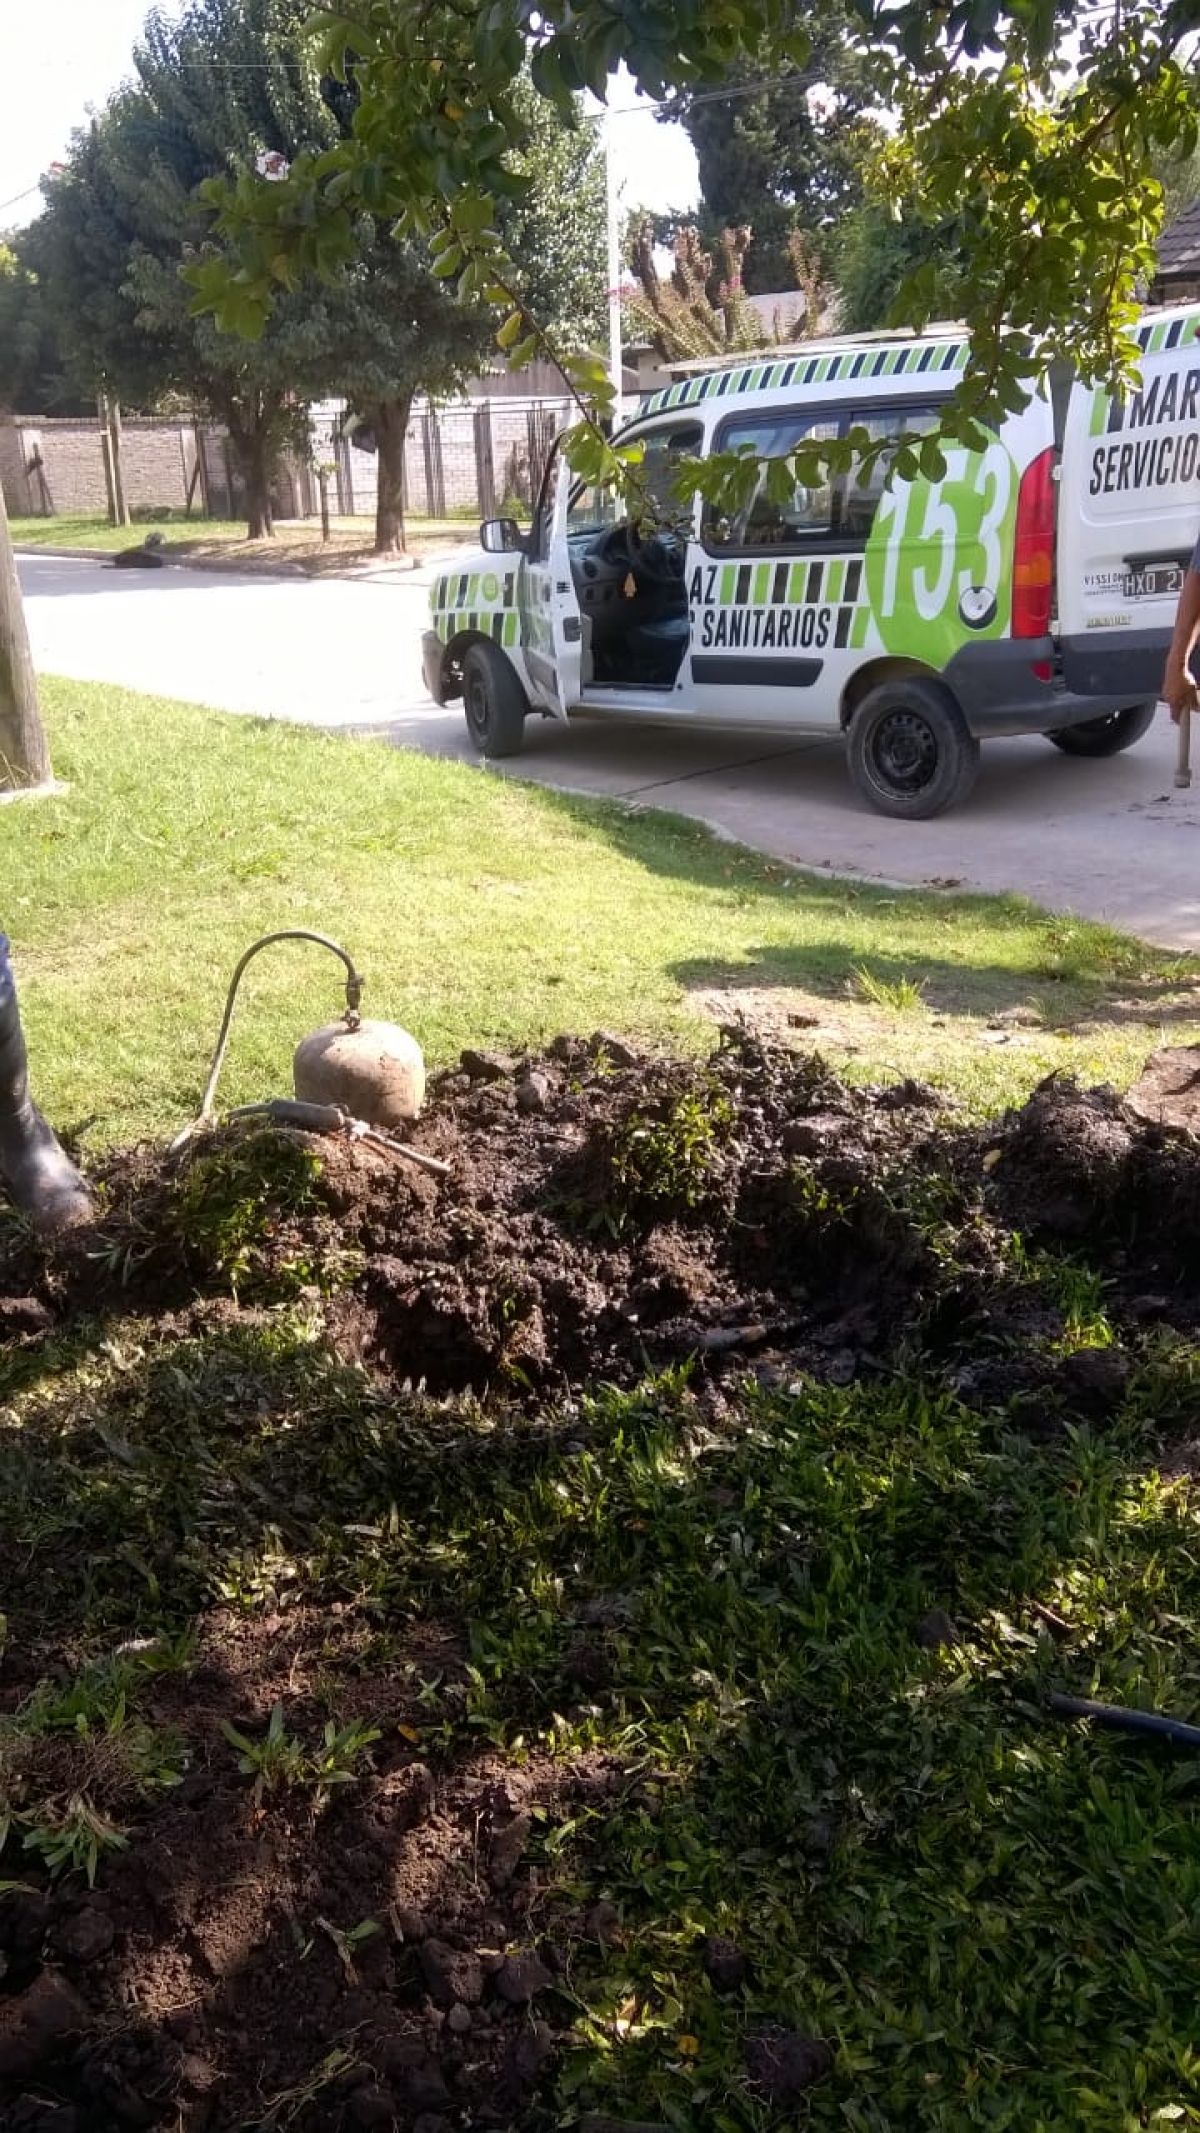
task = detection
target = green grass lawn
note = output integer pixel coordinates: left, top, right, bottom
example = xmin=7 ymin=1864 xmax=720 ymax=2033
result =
xmin=2 ymin=676 xmax=1197 ymax=1147
xmin=4 ymin=1186 xmax=1200 ymax=2127
xmin=8 ymin=510 xmax=480 ymax=564
xmin=4 ymin=678 xmax=1200 ymax=2128
xmin=8 ymin=511 xmax=249 ymax=552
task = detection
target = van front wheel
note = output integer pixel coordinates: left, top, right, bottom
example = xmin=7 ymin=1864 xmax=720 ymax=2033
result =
xmin=848 ymin=679 xmax=980 ymax=819
xmin=462 ymin=641 xmax=528 ymax=758
xmin=1047 ymin=702 xmax=1156 ymax=758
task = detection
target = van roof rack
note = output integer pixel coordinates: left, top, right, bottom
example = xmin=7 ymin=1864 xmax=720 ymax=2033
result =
xmin=664 ymin=322 xmax=969 ymax=379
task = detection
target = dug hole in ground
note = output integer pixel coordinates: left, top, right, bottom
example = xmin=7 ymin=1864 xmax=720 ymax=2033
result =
xmin=2 ymin=1028 xmax=1200 ymax=2130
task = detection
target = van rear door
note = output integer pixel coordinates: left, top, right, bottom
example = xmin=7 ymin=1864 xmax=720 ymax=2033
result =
xmin=1059 ymin=308 xmax=1200 ymax=699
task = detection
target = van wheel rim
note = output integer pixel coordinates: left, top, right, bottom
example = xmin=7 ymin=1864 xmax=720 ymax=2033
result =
xmin=871 ymin=709 xmax=938 ymax=795
xmin=465 ymin=672 xmax=489 ymax=739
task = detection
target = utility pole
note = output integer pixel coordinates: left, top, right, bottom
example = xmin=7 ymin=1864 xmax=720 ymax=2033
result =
xmin=0 ymin=480 xmax=51 ymax=791
xmin=605 ymin=105 xmax=625 ymax=429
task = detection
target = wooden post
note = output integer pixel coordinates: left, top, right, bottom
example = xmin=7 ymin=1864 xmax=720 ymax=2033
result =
xmin=99 ymin=401 xmax=117 ymax=527
xmin=0 ymin=483 xmax=51 ymax=790
xmin=474 ymin=403 xmax=496 ymax=519
xmin=98 ymin=392 xmax=130 ymax=528
xmin=194 ymin=417 xmax=212 ymax=517
xmin=109 ymin=398 xmax=129 ymax=527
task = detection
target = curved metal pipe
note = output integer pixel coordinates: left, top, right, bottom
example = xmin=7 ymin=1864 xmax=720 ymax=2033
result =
xmin=171 ymin=930 xmax=364 ymax=1151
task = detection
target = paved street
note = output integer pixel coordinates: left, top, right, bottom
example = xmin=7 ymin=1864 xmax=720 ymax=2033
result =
xmin=18 ymin=549 xmax=1200 ymax=950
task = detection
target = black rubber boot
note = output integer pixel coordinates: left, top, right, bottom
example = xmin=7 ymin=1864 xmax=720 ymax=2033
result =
xmin=0 ymin=934 xmax=92 ymax=1232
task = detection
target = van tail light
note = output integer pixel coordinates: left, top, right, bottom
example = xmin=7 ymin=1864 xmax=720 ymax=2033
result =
xmin=1012 ymin=446 xmax=1056 ymax=639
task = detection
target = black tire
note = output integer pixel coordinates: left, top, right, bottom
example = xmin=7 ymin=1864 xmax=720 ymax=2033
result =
xmin=462 ymin=640 xmax=529 ymax=758
xmin=848 ymin=677 xmax=980 ymax=820
xmin=1046 ymin=702 xmax=1156 ymax=758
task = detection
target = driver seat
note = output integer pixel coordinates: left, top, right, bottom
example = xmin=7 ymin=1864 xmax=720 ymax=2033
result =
xmin=626 ymin=612 xmax=689 ymax=684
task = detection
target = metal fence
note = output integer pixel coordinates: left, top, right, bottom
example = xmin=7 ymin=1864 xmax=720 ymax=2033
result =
xmin=324 ymin=397 xmax=572 ymax=522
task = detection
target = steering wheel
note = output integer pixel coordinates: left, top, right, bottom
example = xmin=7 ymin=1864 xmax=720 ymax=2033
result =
xmin=598 ymin=521 xmax=686 ymax=589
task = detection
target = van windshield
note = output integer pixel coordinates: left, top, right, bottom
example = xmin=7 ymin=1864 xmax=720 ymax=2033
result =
xmin=567 ymin=419 xmax=703 ymax=537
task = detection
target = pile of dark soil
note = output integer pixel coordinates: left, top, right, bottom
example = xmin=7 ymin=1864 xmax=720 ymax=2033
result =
xmin=7 ymin=1028 xmax=1199 ymax=1415
xmin=2 ymin=1031 xmax=1200 ymax=2133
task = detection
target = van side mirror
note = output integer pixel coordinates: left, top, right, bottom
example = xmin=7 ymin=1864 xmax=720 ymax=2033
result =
xmin=480 ymin=516 xmax=525 ymax=554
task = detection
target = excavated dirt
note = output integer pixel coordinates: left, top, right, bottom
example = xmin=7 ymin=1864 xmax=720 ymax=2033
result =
xmin=4 ymin=1030 xmax=1200 ymax=2133
xmin=9 ymin=1026 xmax=1200 ymax=1408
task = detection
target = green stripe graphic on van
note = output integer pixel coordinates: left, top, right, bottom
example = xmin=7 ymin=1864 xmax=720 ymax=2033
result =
xmin=638 ymin=338 xmax=969 ymax=416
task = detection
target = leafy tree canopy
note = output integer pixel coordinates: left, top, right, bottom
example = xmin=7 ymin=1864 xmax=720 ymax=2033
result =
xmin=0 ymin=233 xmax=92 ymax=416
xmin=191 ymin=0 xmax=1200 ymax=497
xmin=669 ymin=10 xmax=879 ymax=295
xmin=28 ymin=0 xmax=603 ymax=543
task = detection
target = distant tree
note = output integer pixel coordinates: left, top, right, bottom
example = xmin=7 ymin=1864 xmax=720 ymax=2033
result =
xmin=671 ymin=15 xmax=878 ymax=296
xmin=0 ymin=235 xmax=89 ymax=417
xmin=835 ymin=200 xmax=965 ymax=335
xmin=304 ymin=70 xmax=605 ymax=553
xmin=34 ymin=5 xmax=606 ymax=549
xmin=498 ymin=77 xmax=606 ymax=351
xmin=35 ymin=0 xmax=343 ymax=535
xmin=1155 ymin=142 xmax=1200 ymax=231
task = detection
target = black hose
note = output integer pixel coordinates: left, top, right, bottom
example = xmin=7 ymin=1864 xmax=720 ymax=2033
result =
xmin=1047 ymin=1692 xmax=1200 ymax=1750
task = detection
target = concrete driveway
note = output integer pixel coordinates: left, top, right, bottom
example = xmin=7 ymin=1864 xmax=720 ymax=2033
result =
xmin=18 ymin=549 xmax=1200 ymax=950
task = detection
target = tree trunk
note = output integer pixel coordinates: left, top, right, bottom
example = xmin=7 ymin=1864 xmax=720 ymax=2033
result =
xmin=224 ymin=394 xmax=279 ymax=540
xmin=371 ymin=397 xmax=411 ymax=556
xmin=0 ymin=484 xmax=51 ymax=791
xmin=243 ymin=427 xmax=275 ymax=540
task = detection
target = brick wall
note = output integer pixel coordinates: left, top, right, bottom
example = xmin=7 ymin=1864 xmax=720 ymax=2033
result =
xmin=0 ymin=415 xmax=202 ymax=518
xmin=2 ymin=395 xmax=574 ymax=526
xmin=0 ymin=414 xmax=307 ymax=524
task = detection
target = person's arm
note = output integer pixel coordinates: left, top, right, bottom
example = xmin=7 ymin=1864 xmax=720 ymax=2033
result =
xmin=1163 ymin=559 xmax=1200 ymax=723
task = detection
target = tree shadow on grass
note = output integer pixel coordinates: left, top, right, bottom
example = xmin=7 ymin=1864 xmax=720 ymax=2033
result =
xmin=669 ymin=937 xmax=1200 ymax=1034
xmin=531 ymin=787 xmax=1199 ymax=1030
xmin=3 ymin=1263 xmax=1200 ymax=2129
xmin=5 ymin=1061 xmax=1200 ymax=2128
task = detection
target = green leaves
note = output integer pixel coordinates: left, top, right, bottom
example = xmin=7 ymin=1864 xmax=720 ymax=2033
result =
xmin=179 ymin=0 xmax=1200 ymax=466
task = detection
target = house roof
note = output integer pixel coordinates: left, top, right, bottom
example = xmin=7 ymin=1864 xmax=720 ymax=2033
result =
xmin=1157 ymin=197 xmax=1200 ymax=284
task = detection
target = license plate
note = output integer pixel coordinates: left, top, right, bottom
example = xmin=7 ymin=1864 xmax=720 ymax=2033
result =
xmin=1121 ymin=562 xmax=1185 ymax=600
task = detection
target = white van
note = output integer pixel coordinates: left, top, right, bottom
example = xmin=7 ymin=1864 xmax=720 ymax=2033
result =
xmin=422 ymin=320 xmax=1176 ymax=819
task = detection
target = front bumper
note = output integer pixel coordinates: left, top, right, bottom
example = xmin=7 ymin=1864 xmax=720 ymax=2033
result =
xmin=944 ymin=638 xmax=1150 ymax=738
xmin=422 ymin=630 xmax=449 ymax=705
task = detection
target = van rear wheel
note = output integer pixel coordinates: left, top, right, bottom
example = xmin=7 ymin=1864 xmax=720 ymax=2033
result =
xmin=462 ymin=641 xmax=528 ymax=759
xmin=848 ymin=678 xmax=979 ymax=819
xmin=1047 ymin=702 xmax=1156 ymax=758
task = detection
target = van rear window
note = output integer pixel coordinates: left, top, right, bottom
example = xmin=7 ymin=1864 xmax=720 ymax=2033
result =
xmin=706 ymin=401 xmax=944 ymax=555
